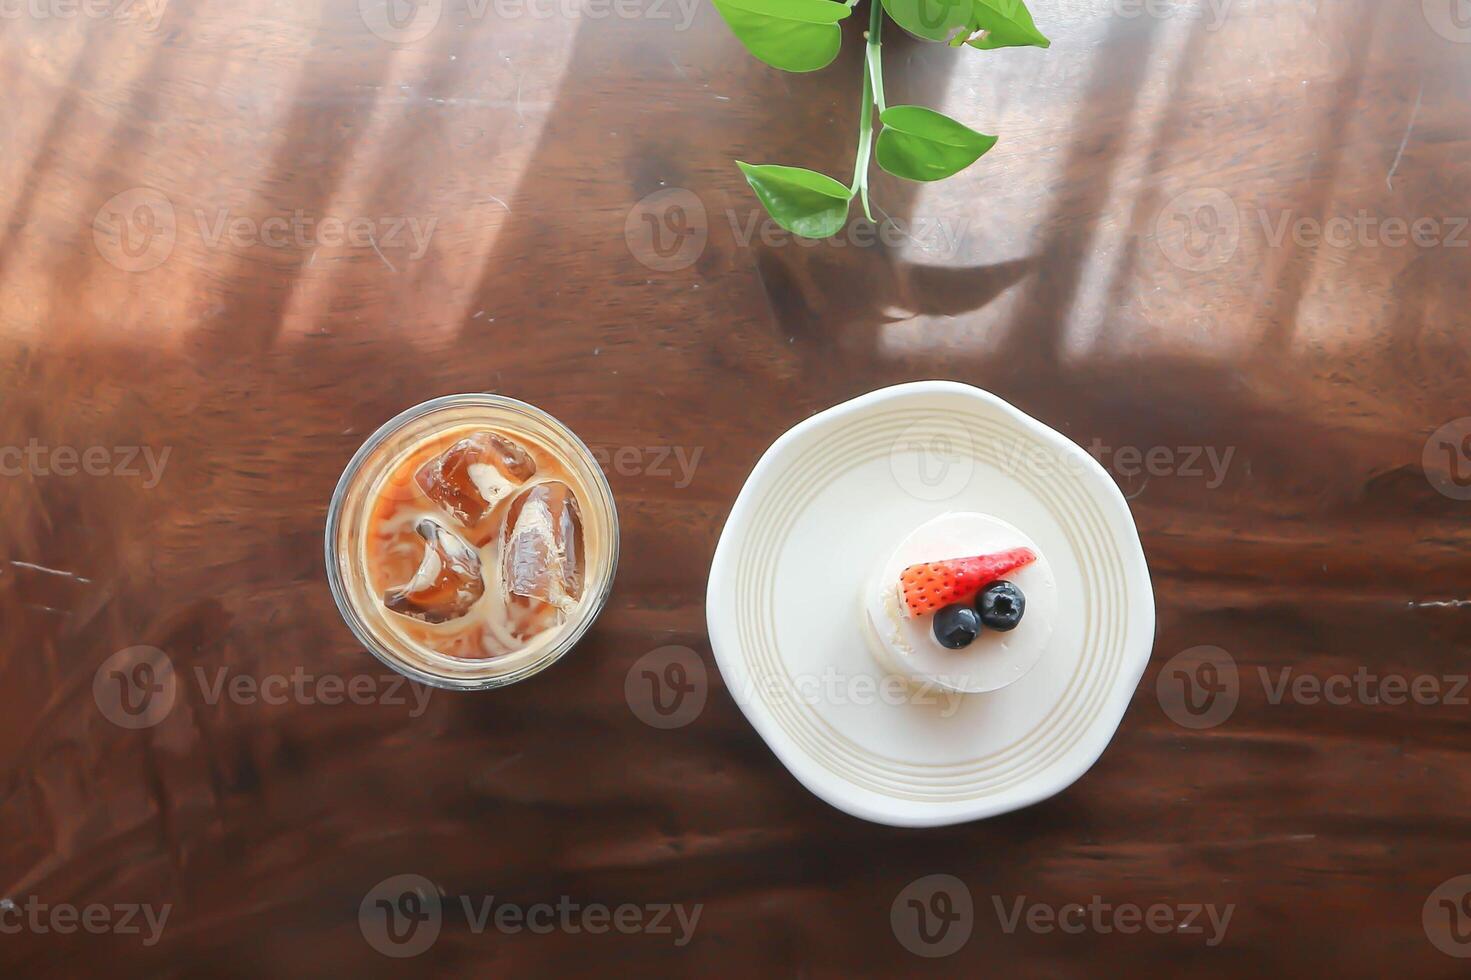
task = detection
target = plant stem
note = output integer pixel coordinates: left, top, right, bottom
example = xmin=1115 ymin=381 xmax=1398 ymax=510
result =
xmin=849 ymin=0 xmax=884 ymax=220
xmin=867 ymin=9 xmax=886 ymax=113
xmin=850 ymin=72 xmax=874 ymax=220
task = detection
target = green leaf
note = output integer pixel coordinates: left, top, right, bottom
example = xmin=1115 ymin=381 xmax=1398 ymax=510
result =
xmin=876 ymin=106 xmax=997 ymax=181
xmin=736 ymin=162 xmax=853 ymax=238
xmin=958 ymin=0 xmax=1050 ymax=50
xmin=881 ymin=0 xmax=970 ymax=43
xmin=883 ymin=0 xmax=1048 ymax=48
xmin=711 ymin=0 xmax=853 ymax=73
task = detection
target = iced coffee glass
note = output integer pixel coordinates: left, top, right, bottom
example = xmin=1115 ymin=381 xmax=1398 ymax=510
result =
xmin=326 ymin=394 xmax=618 ymax=690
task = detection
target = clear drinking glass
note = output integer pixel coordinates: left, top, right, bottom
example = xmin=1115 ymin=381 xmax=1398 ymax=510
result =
xmin=325 ymin=394 xmax=619 ymax=690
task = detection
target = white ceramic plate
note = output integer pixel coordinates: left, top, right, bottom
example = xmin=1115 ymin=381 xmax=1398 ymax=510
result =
xmin=706 ymin=381 xmax=1155 ymax=827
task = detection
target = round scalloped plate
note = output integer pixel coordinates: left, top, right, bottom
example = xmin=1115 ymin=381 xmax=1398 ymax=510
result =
xmin=706 ymin=381 xmax=1155 ymax=827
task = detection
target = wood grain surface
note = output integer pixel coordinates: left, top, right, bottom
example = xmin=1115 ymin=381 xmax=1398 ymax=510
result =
xmin=3 ymin=0 xmax=1471 ymax=975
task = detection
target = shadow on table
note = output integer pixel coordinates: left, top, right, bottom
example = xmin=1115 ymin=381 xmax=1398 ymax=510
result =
xmin=452 ymin=13 xmax=1036 ymax=367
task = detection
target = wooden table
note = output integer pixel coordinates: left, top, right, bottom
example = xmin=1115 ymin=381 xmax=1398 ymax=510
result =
xmin=3 ymin=0 xmax=1470 ymax=974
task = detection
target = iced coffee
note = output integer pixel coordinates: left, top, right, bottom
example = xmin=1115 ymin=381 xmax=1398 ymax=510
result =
xmin=327 ymin=395 xmax=617 ymax=689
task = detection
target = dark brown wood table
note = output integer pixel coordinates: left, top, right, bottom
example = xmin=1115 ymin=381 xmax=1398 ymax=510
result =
xmin=3 ymin=0 xmax=1470 ymax=975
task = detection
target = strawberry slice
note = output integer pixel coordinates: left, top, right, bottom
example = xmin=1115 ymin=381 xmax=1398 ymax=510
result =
xmin=898 ymin=548 xmax=1036 ymax=618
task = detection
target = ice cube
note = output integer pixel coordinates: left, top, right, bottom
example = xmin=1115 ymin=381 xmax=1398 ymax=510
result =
xmin=414 ymin=431 xmax=537 ymax=527
xmin=501 ymin=481 xmax=584 ymax=611
xmin=383 ymin=517 xmax=485 ymax=623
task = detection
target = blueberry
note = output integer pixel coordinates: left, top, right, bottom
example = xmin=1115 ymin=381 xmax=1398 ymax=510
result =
xmin=933 ymin=603 xmax=982 ymax=649
xmin=976 ymin=581 xmax=1025 ymax=631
